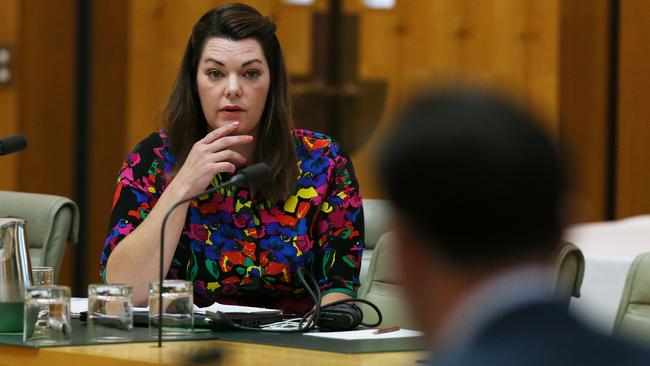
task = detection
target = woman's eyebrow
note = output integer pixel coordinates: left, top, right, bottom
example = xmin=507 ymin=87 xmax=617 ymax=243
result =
xmin=204 ymin=58 xmax=224 ymax=66
xmin=203 ymin=58 xmax=262 ymax=68
xmin=241 ymin=59 xmax=263 ymax=67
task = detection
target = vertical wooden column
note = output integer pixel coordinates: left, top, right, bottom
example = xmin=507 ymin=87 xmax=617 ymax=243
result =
xmin=616 ymin=0 xmax=650 ymax=218
xmin=558 ymin=0 xmax=611 ymax=222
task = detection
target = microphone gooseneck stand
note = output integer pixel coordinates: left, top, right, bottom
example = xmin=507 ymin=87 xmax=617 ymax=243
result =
xmin=157 ymin=163 xmax=270 ymax=347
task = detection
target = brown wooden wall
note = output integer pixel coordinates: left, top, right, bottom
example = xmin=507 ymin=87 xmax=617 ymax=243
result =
xmin=1 ymin=0 xmax=649 ymax=293
xmin=617 ymin=0 xmax=650 ymax=218
xmin=0 ymin=0 xmax=77 ymax=288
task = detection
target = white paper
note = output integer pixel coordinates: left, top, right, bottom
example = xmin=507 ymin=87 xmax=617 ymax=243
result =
xmin=122 ymin=302 xmax=280 ymax=315
xmin=195 ymin=302 xmax=281 ymax=315
xmin=304 ymin=328 xmax=424 ymax=340
xmin=70 ymin=297 xmax=88 ymax=315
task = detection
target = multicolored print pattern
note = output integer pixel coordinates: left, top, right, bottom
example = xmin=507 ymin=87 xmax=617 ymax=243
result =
xmin=101 ymin=129 xmax=364 ymax=314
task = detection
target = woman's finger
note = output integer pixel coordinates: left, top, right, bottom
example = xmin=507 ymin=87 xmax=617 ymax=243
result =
xmin=199 ymin=121 xmax=240 ymax=144
xmin=206 ymin=135 xmax=254 ymax=152
xmin=209 ymin=149 xmax=247 ymax=167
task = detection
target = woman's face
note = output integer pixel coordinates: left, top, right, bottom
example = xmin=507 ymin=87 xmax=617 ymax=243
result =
xmin=196 ymin=37 xmax=271 ymax=136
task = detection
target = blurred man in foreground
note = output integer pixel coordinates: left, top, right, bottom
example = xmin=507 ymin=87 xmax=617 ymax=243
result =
xmin=378 ymin=88 xmax=650 ymax=365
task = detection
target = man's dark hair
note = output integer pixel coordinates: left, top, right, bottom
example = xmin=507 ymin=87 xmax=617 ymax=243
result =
xmin=378 ymin=88 xmax=566 ymax=265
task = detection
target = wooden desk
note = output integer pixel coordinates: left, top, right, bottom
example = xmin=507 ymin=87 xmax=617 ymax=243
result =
xmin=0 ymin=340 xmax=427 ymax=366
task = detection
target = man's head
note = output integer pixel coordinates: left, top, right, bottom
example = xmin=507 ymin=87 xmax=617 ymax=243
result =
xmin=378 ymin=87 xmax=567 ymax=333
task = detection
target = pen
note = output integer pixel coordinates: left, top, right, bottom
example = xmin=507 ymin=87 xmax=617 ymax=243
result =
xmin=373 ymin=325 xmax=400 ymax=334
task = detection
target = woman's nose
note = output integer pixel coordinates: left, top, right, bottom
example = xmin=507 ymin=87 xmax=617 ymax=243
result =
xmin=225 ymin=76 xmax=242 ymax=98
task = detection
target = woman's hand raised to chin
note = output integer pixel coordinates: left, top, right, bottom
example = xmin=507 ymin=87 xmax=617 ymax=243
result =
xmin=170 ymin=121 xmax=254 ymax=199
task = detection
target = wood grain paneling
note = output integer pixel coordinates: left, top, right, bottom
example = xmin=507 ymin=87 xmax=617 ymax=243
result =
xmin=14 ymin=0 xmax=77 ymax=287
xmin=558 ymin=0 xmax=610 ymax=222
xmin=85 ymin=0 xmax=130 ymax=286
xmin=274 ymin=2 xmax=313 ymax=77
xmin=616 ymin=0 xmax=650 ymax=218
xmin=352 ymin=0 xmax=561 ymax=199
xmin=0 ymin=0 xmax=19 ymax=191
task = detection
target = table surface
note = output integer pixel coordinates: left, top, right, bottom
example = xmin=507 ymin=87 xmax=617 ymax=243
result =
xmin=0 ymin=340 xmax=427 ymax=366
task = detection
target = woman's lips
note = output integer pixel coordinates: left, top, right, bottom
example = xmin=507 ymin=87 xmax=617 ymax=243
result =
xmin=220 ymin=106 xmax=244 ymax=116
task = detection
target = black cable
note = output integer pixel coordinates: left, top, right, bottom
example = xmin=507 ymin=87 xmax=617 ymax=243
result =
xmin=214 ymin=268 xmax=383 ymax=333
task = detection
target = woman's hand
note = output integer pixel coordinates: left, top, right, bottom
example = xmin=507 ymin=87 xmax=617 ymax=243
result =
xmin=171 ymin=121 xmax=253 ymax=198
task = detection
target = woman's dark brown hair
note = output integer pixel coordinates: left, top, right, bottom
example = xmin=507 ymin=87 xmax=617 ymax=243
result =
xmin=164 ymin=3 xmax=297 ymax=202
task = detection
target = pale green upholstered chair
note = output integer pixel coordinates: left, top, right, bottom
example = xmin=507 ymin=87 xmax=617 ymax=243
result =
xmin=357 ymin=231 xmax=417 ymax=329
xmin=612 ymin=252 xmax=650 ymax=343
xmin=0 ymin=191 xmax=79 ymax=282
xmin=359 ymin=198 xmax=394 ymax=285
xmin=553 ymin=241 xmax=585 ymax=308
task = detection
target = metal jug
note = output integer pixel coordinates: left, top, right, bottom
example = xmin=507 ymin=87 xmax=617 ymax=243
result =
xmin=0 ymin=217 xmax=33 ymax=332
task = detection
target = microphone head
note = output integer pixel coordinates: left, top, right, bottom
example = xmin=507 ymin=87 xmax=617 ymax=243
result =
xmin=235 ymin=163 xmax=271 ymax=186
xmin=0 ymin=134 xmax=27 ymax=156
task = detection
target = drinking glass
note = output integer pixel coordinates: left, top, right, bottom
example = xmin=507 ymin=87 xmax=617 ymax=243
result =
xmin=148 ymin=280 xmax=193 ymax=337
xmin=32 ymin=266 xmax=54 ymax=285
xmin=87 ymin=284 xmax=133 ymax=342
xmin=23 ymin=285 xmax=71 ymax=344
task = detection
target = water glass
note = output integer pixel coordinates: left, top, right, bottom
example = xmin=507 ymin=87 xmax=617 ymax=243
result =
xmin=32 ymin=266 xmax=54 ymax=285
xmin=23 ymin=285 xmax=71 ymax=345
xmin=148 ymin=280 xmax=193 ymax=337
xmin=87 ymin=284 xmax=133 ymax=342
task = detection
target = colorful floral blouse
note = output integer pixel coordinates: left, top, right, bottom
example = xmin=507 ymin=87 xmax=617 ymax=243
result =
xmin=101 ymin=129 xmax=364 ymax=314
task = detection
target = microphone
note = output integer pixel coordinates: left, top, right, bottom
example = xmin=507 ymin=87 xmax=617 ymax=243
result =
xmin=157 ymin=163 xmax=270 ymax=346
xmin=0 ymin=134 xmax=27 ymax=156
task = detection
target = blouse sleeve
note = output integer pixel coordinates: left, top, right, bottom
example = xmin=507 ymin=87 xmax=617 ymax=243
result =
xmin=313 ymin=144 xmax=365 ymax=297
xmin=99 ymin=133 xmax=165 ymax=281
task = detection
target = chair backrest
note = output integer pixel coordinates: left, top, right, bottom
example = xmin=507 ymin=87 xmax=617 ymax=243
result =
xmin=553 ymin=241 xmax=585 ymax=308
xmin=359 ymin=198 xmax=393 ymax=286
xmin=0 ymin=191 xmax=79 ymax=282
xmin=362 ymin=198 xmax=393 ymax=250
xmin=357 ymin=231 xmax=417 ymax=329
xmin=612 ymin=252 xmax=650 ymax=343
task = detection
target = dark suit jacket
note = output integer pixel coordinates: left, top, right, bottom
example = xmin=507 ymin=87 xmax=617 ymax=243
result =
xmin=432 ymin=302 xmax=650 ymax=366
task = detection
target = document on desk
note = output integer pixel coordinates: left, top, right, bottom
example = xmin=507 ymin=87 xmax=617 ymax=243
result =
xmin=71 ymin=297 xmax=88 ymax=316
xmin=134 ymin=303 xmax=280 ymax=315
xmin=304 ymin=328 xmax=424 ymax=340
xmin=195 ymin=302 xmax=281 ymax=315
xmin=71 ymin=297 xmax=280 ymax=315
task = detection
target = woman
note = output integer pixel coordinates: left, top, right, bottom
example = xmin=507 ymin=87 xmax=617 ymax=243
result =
xmin=100 ymin=3 xmax=364 ymax=315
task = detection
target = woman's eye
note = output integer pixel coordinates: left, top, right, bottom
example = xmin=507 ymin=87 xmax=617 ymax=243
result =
xmin=244 ymin=70 xmax=261 ymax=80
xmin=207 ymin=70 xmax=223 ymax=79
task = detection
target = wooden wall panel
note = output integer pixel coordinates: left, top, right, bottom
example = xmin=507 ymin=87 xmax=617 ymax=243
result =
xmin=616 ymin=0 xmax=650 ymax=218
xmin=352 ymin=0 xmax=561 ymax=199
xmin=274 ymin=3 xmax=313 ymax=77
xmin=15 ymin=0 xmax=77 ymax=287
xmin=0 ymin=0 xmax=19 ymax=191
xmin=85 ymin=0 xmax=130 ymax=286
xmin=559 ymin=0 xmax=610 ymax=222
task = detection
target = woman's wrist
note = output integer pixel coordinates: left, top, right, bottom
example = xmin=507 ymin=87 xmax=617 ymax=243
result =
xmin=164 ymin=177 xmax=194 ymax=202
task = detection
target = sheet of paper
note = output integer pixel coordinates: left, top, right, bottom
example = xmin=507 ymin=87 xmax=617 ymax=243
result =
xmin=131 ymin=303 xmax=280 ymax=315
xmin=304 ymin=328 xmax=424 ymax=340
xmin=196 ymin=302 xmax=281 ymax=315
xmin=71 ymin=297 xmax=87 ymax=315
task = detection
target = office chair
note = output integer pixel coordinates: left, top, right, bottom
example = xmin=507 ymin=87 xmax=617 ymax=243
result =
xmin=612 ymin=252 xmax=650 ymax=344
xmin=554 ymin=241 xmax=585 ymax=308
xmin=0 ymin=191 xmax=79 ymax=282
